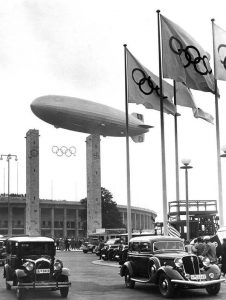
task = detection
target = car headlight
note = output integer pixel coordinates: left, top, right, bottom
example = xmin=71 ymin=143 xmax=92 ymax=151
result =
xmin=174 ymin=257 xmax=183 ymax=268
xmin=54 ymin=261 xmax=63 ymax=271
xmin=23 ymin=261 xmax=34 ymax=272
xmin=202 ymin=257 xmax=211 ymax=267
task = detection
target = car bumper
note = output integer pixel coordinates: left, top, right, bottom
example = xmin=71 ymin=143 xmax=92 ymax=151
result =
xmin=171 ymin=278 xmax=225 ymax=287
xmin=17 ymin=281 xmax=71 ymax=289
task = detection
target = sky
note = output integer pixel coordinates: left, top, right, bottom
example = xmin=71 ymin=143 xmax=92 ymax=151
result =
xmin=1 ymin=0 xmax=226 ymax=222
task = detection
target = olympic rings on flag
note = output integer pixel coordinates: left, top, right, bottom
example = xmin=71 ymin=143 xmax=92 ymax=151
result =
xmin=52 ymin=146 xmax=76 ymax=157
xmin=169 ymin=36 xmax=212 ymax=76
xmin=218 ymin=44 xmax=226 ymax=69
xmin=132 ymin=68 xmax=161 ymax=96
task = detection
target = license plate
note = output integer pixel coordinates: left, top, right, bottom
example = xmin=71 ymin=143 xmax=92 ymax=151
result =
xmin=191 ymin=274 xmax=206 ymax=280
xmin=36 ymin=269 xmax=50 ymax=274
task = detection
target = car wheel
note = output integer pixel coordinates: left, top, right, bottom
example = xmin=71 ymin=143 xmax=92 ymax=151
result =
xmin=16 ymin=287 xmax=25 ymax=300
xmin=124 ymin=268 xmax=135 ymax=289
xmin=206 ymin=283 xmax=221 ymax=295
xmin=158 ymin=273 xmax=175 ymax=298
xmin=60 ymin=275 xmax=69 ymax=298
xmin=108 ymin=251 xmax=114 ymax=261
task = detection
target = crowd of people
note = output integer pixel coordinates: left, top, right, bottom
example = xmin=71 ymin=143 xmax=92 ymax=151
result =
xmin=55 ymin=237 xmax=83 ymax=251
xmin=185 ymin=236 xmax=226 ymax=276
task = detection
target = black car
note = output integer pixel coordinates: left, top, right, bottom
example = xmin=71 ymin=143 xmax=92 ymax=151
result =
xmin=101 ymin=238 xmax=121 ymax=261
xmin=120 ymin=235 xmax=224 ymax=298
xmin=3 ymin=236 xmax=71 ymax=299
xmin=0 ymin=237 xmax=7 ymax=266
xmin=81 ymin=242 xmax=96 ymax=253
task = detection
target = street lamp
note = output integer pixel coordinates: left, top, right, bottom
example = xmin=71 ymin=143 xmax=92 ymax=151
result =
xmin=0 ymin=154 xmax=18 ymax=236
xmin=180 ymin=158 xmax=193 ymax=242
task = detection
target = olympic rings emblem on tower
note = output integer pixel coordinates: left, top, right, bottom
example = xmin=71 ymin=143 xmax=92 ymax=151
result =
xmin=169 ymin=36 xmax=212 ymax=76
xmin=52 ymin=146 xmax=76 ymax=157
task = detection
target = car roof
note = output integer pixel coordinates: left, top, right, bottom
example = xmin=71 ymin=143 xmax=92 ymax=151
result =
xmin=129 ymin=235 xmax=183 ymax=243
xmin=7 ymin=236 xmax=54 ymax=243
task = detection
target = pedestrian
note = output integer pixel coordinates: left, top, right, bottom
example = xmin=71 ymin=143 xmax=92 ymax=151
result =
xmin=56 ymin=238 xmax=60 ymax=250
xmin=192 ymin=237 xmax=205 ymax=256
xmin=202 ymin=236 xmax=217 ymax=263
xmin=184 ymin=240 xmax=193 ymax=254
xmin=70 ymin=237 xmax=76 ymax=250
xmin=221 ymin=238 xmax=226 ymax=276
xmin=97 ymin=239 xmax=105 ymax=260
xmin=64 ymin=237 xmax=70 ymax=251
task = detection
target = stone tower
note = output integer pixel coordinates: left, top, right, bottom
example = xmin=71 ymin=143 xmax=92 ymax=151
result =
xmin=26 ymin=129 xmax=40 ymax=235
xmin=86 ymin=134 xmax=102 ymax=236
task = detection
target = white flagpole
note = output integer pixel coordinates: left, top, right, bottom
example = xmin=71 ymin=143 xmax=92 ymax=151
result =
xmin=157 ymin=10 xmax=168 ymax=235
xmin=123 ymin=44 xmax=132 ymax=241
xmin=211 ymin=19 xmax=224 ymax=227
xmin=174 ymin=81 xmax=180 ymax=220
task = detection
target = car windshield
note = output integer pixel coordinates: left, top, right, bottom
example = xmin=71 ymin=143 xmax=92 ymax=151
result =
xmin=18 ymin=242 xmax=54 ymax=256
xmin=153 ymin=241 xmax=184 ymax=251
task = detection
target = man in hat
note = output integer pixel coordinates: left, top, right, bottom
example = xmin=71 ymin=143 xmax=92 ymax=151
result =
xmin=202 ymin=236 xmax=217 ymax=263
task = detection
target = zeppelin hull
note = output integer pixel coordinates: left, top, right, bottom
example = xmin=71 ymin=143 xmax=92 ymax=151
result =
xmin=31 ymin=95 xmax=150 ymax=137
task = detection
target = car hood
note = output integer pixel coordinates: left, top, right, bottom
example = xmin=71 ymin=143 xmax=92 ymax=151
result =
xmin=154 ymin=251 xmax=190 ymax=259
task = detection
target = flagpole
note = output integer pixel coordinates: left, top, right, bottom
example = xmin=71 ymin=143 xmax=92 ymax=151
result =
xmin=157 ymin=10 xmax=168 ymax=235
xmin=123 ymin=44 xmax=132 ymax=242
xmin=211 ymin=19 xmax=224 ymax=227
xmin=173 ymin=80 xmax=180 ymax=220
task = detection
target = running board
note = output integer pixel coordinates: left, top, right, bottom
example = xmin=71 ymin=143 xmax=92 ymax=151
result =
xmin=131 ymin=277 xmax=150 ymax=284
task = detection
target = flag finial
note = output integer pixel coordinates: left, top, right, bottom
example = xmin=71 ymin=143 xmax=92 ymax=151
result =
xmin=156 ymin=9 xmax=160 ymax=13
xmin=123 ymin=44 xmax=127 ymax=47
xmin=211 ymin=18 xmax=215 ymax=22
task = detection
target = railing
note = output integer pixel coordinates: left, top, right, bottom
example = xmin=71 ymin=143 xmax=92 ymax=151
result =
xmin=168 ymin=200 xmax=217 ymax=216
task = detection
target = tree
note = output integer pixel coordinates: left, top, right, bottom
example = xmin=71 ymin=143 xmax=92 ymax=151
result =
xmin=80 ymin=187 xmax=125 ymax=231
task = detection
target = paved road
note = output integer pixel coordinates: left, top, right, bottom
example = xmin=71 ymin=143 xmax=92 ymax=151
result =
xmin=0 ymin=251 xmax=226 ymax=300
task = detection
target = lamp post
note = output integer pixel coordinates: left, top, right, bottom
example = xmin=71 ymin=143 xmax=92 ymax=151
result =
xmin=180 ymin=158 xmax=193 ymax=242
xmin=0 ymin=154 xmax=18 ymax=236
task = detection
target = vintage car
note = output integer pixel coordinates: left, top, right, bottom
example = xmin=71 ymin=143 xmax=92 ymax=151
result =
xmin=120 ymin=235 xmax=225 ymax=298
xmin=0 ymin=237 xmax=7 ymax=266
xmin=100 ymin=238 xmax=121 ymax=261
xmin=81 ymin=242 xmax=96 ymax=253
xmin=3 ymin=236 xmax=71 ymax=299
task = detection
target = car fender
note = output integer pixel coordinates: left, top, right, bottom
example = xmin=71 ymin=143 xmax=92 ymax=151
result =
xmin=4 ymin=264 xmax=14 ymax=280
xmin=15 ymin=269 xmax=27 ymax=278
xmin=61 ymin=267 xmax=70 ymax=276
xmin=156 ymin=266 xmax=184 ymax=281
xmin=205 ymin=264 xmax=221 ymax=279
xmin=120 ymin=261 xmax=134 ymax=277
xmin=147 ymin=257 xmax=161 ymax=279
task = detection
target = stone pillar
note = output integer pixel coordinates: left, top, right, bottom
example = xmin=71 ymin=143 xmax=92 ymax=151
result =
xmin=86 ymin=134 xmax=102 ymax=236
xmin=134 ymin=213 xmax=137 ymax=230
xmin=63 ymin=208 xmax=67 ymax=237
xmin=51 ymin=207 xmax=54 ymax=237
xmin=26 ymin=129 xmax=40 ymax=235
xmin=75 ymin=209 xmax=79 ymax=239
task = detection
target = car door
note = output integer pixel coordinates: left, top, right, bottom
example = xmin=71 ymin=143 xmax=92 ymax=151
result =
xmin=137 ymin=242 xmax=152 ymax=277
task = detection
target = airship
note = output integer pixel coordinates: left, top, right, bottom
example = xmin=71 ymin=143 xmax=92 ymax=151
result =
xmin=31 ymin=95 xmax=152 ymax=142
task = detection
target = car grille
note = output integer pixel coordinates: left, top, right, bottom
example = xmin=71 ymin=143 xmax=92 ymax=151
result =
xmin=182 ymin=255 xmax=200 ymax=274
xmin=35 ymin=260 xmax=51 ymax=282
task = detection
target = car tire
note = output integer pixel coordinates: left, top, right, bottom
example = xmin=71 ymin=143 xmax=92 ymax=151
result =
xmin=124 ymin=268 xmax=135 ymax=289
xmin=59 ymin=275 xmax=69 ymax=298
xmin=108 ymin=251 xmax=114 ymax=261
xmin=158 ymin=273 xmax=175 ymax=298
xmin=83 ymin=250 xmax=88 ymax=254
xmin=16 ymin=287 xmax=25 ymax=300
xmin=206 ymin=283 xmax=221 ymax=295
